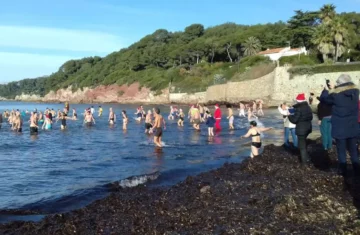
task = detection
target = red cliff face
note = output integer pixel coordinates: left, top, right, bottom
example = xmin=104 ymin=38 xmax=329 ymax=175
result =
xmin=42 ymin=83 xmax=169 ymax=103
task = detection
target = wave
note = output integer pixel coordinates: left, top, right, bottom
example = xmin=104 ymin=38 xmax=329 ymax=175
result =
xmin=116 ymin=171 xmax=160 ymax=188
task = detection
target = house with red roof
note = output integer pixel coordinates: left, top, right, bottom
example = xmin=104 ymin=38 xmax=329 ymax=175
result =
xmin=258 ymin=47 xmax=307 ymax=61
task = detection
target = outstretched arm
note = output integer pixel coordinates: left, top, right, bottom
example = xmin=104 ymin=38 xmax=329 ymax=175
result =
xmin=241 ymin=130 xmax=252 ymax=139
xmin=259 ymin=127 xmax=273 ymax=132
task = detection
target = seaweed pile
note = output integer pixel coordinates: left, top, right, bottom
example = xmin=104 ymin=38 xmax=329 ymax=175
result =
xmin=1 ymin=142 xmax=360 ymax=234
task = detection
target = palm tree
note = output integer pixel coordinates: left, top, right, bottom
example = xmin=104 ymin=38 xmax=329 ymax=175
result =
xmin=243 ymin=37 xmax=262 ymax=56
xmin=312 ymin=25 xmax=333 ymax=61
xmin=331 ymin=16 xmax=349 ymax=61
xmin=320 ymin=4 xmax=336 ymax=24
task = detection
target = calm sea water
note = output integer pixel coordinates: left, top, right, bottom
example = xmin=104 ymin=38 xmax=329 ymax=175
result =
xmin=0 ymin=101 xmax=318 ymax=222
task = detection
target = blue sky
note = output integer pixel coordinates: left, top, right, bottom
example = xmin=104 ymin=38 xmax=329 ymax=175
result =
xmin=0 ymin=0 xmax=359 ymax=83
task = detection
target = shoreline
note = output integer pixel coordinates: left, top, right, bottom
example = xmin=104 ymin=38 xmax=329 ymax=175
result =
xmin=1 ymin=141 xmax=360 ymax=234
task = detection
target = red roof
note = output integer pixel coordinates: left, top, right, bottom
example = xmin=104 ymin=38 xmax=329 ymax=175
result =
xmin=258 ymin=47 xmax=287 ymax=55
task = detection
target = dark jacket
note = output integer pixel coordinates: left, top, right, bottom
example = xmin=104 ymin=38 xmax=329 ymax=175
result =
xmin=317 ymin=98 xmax=332 ymax=121
xmin=288 ymin=101 xmax=313 ymax=136
xmin=206 ymin=116 xmax=216 ymax=127
xmin=320 ymin=82 xmax=359 ymax=139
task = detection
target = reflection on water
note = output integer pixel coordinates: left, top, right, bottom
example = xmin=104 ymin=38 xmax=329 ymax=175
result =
xmin=0 ymin=101 xmax=319 ymax=215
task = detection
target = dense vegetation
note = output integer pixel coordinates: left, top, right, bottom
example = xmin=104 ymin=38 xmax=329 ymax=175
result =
xmin=0 ymin=4 xmax=359 ymax=99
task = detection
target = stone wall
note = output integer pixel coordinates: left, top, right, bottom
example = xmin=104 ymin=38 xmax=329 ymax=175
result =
xmin=169 ymin=92 xmax=206 ymax=104
xmin=205 ymin=67 xmax=360 ymax=106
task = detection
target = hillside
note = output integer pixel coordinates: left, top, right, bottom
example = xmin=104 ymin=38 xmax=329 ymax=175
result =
xmin=0 ymin=5 xmax=359 ymax=99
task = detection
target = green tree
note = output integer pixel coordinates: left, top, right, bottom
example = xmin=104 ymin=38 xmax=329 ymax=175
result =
xmin=243 ymin=37 xmax=262 ymax=56
xmin=312 ymin=24 xmax=334 ymax=61
xmin=332 ymin=16 xmax=349 ymax=61
xmin=320 ymin=4 xmax=336 ymax=24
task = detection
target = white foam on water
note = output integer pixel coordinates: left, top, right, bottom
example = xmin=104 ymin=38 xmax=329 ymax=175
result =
xmin=118 ymin=172 xmax=160 ymax=188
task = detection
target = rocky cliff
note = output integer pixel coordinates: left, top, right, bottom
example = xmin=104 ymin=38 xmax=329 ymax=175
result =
xmin=15 ymin=83 xmax=169 ymax=104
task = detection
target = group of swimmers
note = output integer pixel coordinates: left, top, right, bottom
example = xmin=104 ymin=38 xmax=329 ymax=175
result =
xmin=0 ymin=102 xmax=271 ymax=155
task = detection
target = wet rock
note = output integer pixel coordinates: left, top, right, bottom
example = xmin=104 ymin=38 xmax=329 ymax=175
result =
xmin=200 ymin=186 xmax=211 ymax=194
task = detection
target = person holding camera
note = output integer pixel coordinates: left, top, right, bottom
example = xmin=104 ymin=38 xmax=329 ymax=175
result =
xmin=320 ymin=74 xmax=360 ymax=177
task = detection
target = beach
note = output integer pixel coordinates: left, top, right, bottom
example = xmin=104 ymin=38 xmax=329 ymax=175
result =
xmin=1 ymin=141 xmax=360 ymax=234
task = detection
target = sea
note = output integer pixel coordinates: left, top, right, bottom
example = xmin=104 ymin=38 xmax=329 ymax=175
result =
xmin=0 ymin=101 xmax=318 ymax=223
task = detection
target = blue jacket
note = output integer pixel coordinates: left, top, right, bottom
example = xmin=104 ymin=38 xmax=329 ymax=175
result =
xmin=320 ymin=82 xmax=359 ymax=139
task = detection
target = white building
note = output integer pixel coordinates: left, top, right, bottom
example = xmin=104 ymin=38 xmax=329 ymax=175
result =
xmin=258 ymin=47 xmax=307 ymax=61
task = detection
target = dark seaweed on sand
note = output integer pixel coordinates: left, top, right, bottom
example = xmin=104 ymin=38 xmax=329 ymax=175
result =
xmin=1 ymin=141 xmax=360 ymax=234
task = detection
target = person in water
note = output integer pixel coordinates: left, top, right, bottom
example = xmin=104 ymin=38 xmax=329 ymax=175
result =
xmin=214 ymin=104 xmax=222 ymax=131
xmin=227 ymin=105 xmax=234 ymax=130
xmin=122 ymin=110 xmax=128 ymax=130
xmin=84 ymin=110 xmax=96 ymax=126
xmin=108 ymin=108 xmax=116 ymax=125
xmin=72 ymin=108 xmax=77 ymax=120
xmin=90 ymin=106 xmax=95 ymax=115
xmin=257 ymin=100 xmax=264 ymax=116
xmin=239 ymin=102 xmax=246 ymax=117
xmin=42 ymin=113 xmax=53 ymax=130
xmin=153 ymin=107 xmax=166 ymax=147
xmin=177 ymin=109 xmax=185 ymax=127
xmin=198 ymin=103 xmax=205 ymax=122
xmin=98 ymin=106 xmax=103 ymax=117
xmin=247 ymin=105 xmax=258 ymax=120
xmin=135 ymin=107 xmax=142 ymax=122
xmin=241 ymin=121 xmax=272 ymax=158
xmin=57 ymin=112 xmax=72 ymax=130
xmin=145 ymin=110 xmax=153 ymax=134
xmin=0 ymin=112 xmax=2 ymax=129
xmin=168 ymin=106 xmax=176 ymax=120
xmin=38 ymin=111 xmax=44 ymax=125
xmin=191 ymin=105 xmax=201 ymax=130
xmin=13 ymin=111 xmax=23 ymax=132
xmin=30 ymin=112 xmax=39 ymax=135
xmin=252 ymin=101 xmax=257 ymax=115
xmin=206 ymin=111 xmax=216 ymax=136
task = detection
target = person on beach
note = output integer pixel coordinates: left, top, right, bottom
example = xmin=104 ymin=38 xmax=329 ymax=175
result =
xmin=42 ymin=113 xmax=52 ymax=130
xmin=317 ymin=94 xmax=332 ymax=151
xmin=191 ymin=105 xmax=201 ymax=131
xmin=257 ymin=100 xmax=264 ymax=116
xmin=145 ymin=110 xmax=153 ymax=134
xmin=288 ymin=93 xmax=313 ymax=165
xmin=13 ymin=111 xmax=23 ymax=132
xmin=122 ymin=110 xmax=128 ymax=130
xmin=278 ymin=103 xmax=297 ymax=148
xmin=135 ymin=107 xmax=142 ymax=122
xmin=214 ymin=104 xmax=222 ymax=131
xmin=227 ymin=105 xmax=234 ymax=130
xmin=84 ymin=110 xmax=96 ymax=126
xmin=320 ymin=74 xmax=360 ymax=176
xmin=108 ymin=108 xmax=116 ymax=125
xmin=206 ymin=111 xmax=216 ymax=136
xmin=72 ymin=108 xmax=77 ymax=120
xmin=309 ymin=93 xmax=314 ymax=105
xmin=241 ymin=121 xmax=272 ymax=158
xmin=239 ymin=102 xmax=246 ymax=117
xmin=178 ymin=109 xmax=185 ymax=127
xmin=30 ymin=112 xmax=39 ymax=135
xmin=153 ymin=107 xmax=166 ymax=147
xmin=98 ymin=106 xmax=103 ymax=117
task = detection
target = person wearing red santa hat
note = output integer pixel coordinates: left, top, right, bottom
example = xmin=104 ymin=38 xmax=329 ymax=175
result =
xmin=214 ymin=104 xmax=222 ymax=131
xmin=288 ymin=93 xmax=313 ymax=165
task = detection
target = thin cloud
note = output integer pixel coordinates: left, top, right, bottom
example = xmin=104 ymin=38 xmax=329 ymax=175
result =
xmin=0 ymin=25 xmax=124 ymax=53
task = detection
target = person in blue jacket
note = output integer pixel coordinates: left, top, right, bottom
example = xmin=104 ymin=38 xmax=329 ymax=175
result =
xmin=320 ymin=74 xmax=360 ymax=176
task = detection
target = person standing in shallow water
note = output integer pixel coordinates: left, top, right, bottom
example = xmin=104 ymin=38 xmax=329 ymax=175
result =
xmin=288 ymin=93 xmax=313 ymax=165
xmin=122 ymin=110 xmax=128 ymax=130
xmin=241 ymin=121 xmax=272 ymax=158
xmin=30 ymin=112 xmax=39 ymax=135
xmin=214 ymin=104 xmax=222 ymax=131
xmin=226 ymin=105 xmax=234 ymax=130
xmin=153 ymin=107 xmax=166 ymax=147
xmin=108 ymin=108 xmax=116 ymax=125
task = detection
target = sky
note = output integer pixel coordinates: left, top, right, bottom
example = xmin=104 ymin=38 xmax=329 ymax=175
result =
xmin=0 ymin=0 xmax=359 ymax=83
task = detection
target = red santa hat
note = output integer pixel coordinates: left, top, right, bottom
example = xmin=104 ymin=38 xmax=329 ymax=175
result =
xmin=296 ymin=93 xmax=306 ymax=102
xmin=215 ymin=104 xmax=219 ymax=108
